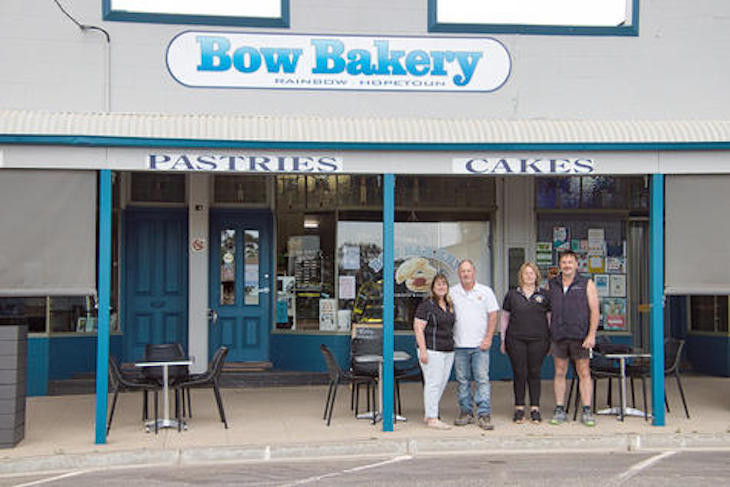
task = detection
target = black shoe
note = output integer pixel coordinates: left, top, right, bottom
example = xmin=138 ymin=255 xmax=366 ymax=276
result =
xmin=530 ymin=409 xmax=542 ymax=424
xmin=513 ymin=409 xmax=526 ymax=424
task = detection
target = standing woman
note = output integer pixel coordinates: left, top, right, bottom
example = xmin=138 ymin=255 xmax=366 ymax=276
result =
xmin=500 ymin=262 xmax=551 ymax=423
xmin=414 ymin=273 xmax=456 ymax=429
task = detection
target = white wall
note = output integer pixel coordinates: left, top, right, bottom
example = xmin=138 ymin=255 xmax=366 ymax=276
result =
xmin=1 ymin=0 xmax=729 ymax=120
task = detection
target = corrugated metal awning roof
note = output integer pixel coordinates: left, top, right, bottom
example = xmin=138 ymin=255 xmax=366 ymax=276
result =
xmin=2 ymin=109 xmax=730 ymax=145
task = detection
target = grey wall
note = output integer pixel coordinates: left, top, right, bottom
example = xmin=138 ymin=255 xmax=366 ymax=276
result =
xmin=1 ymin=0 xmax=728 ymax=120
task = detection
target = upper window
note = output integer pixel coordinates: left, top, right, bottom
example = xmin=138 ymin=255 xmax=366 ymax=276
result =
xmin=429 ymin=0 xmax=639 ymax=36
xmin=103 ymin=0 xmax=289 ymax=27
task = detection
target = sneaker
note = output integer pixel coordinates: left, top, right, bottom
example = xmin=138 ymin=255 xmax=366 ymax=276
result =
xmin=513 ymin=409 xmax=526 ymax=424
xmin=530 ymin=409 xmax=542 ymax=424
xmin=454 ymin=410 xmax=474 ymax=426
xmin=426 ymin=419 xmax=452 ymax=430
xmin=550 ymin=406 xmax=567 ymax=425
xmin=477 ymin=414 xmax=495 ymax=430
xmin=581 ymin=407 xmax=596 ymax=427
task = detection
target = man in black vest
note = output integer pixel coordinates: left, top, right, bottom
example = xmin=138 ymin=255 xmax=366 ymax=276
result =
xmin=547 ymin=250 xmax=600 ymax=426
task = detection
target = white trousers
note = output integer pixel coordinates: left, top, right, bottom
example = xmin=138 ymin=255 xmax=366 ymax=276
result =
xmin=419 ymin=349 xmax=455 ymax=419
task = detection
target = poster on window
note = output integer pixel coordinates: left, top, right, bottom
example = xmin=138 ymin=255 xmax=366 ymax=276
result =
xmin=553 ymin=227 xmax=569 ymax=251
xmin=319 ymin=299 xmax=337 ymax=331
xmin=594 ymin=274 xmax=610 ymax=297
xmin=602 ymin=298 xmax=627 ymax=331
xmin=609 ymin=274 xmax=626 ymax=297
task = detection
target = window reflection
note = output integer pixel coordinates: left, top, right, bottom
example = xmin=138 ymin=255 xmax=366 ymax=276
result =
xmin=244 ymin=230 xmax=260 ymax=305
xmin=220 ymin=229 xmax=236 ymax=305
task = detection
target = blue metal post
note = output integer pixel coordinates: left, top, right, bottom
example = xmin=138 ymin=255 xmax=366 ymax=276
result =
xmin=650 ymin=174 xmax=665 ymax=426
xmin=95 ymin=170 xmax=112 ymax=444
xmin=382 ymin=174 xmax=395 ymax=432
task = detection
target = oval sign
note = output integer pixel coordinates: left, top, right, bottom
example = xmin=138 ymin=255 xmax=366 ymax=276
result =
xmin=167 ymin=31 xmax=511 ymax=93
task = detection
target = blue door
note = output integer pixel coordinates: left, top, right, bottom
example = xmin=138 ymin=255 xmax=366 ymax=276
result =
xmin=123 ymin=209 xmax=188 ymax=362
xmin=209 ymin=210 xmax=272 ymax=362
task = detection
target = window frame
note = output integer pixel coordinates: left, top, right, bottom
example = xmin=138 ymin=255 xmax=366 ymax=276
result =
xmin=428 ymin=0 xmax=640 ymax=36
xmin=102 ymin=0 xmax=290 ymax=28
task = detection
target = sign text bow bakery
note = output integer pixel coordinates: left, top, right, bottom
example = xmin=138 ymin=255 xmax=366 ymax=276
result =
xmin=166 ymin=32 xmax=511 ymax=92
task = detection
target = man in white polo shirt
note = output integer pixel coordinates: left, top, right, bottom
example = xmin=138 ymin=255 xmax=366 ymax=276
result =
xmin=451 ymin=259 xmax=500 ymax=430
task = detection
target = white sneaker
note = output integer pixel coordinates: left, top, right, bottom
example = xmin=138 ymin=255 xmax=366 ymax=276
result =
xmin=426 ymin=419 xmax=452 ymax=430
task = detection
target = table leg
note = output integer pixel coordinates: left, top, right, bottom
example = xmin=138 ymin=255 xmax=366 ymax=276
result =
xmin=162 ymin=364 xmax=170 ymax=422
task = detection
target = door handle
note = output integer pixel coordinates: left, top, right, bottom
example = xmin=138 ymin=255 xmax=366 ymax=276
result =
xmin=208 ymin=309 xmax=218 ymax=324
xmin=258 ymin=287 xmax=270 ymax=294
xmin=151 ymin=300 xmax=165 ymax=308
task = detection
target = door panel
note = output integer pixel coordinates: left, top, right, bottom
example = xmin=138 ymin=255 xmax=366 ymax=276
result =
xmin=123 ymin=209 xmax=188 ymax=362
xmin=209 ymin=210 xmax=272 ymax=362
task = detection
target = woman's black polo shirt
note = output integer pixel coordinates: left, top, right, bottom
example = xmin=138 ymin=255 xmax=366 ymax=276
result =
xmin=502 ymin=287 xmax=551 ymax=340
xmin=414 ymin=298 xmax=455 ymax=352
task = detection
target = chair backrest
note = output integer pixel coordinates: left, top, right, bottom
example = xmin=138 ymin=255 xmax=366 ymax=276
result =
xmin=108 ymin=356 xmax=123 ymax=389
xmin=143 ymin=343 xmax=188 ymax=381
xmin=350 ymin=324 xmax=382 ymax=376
xmin=664 ymin=337 xmax=685 ymax=374
xmin=210 ymin=346 xmax=229 ymax=380
xmin=320 ymin=344 xmax=343 ymax=382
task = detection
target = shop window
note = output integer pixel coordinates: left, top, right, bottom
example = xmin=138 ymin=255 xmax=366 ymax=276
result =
xmin=103 ymin=0 xmax=289 ymax=28
xmin=690 ymin=296 xmax=729 ymax=334
xmin=214 ymin=175 xmax=268 ymax=204
xmin=274 ymin=175 xmax=493 ymax=333
xmin=429 ymin=0 xmax=639 ymax=36
xmin=130 ymin=173 xmax=185 ymax=203
xmin=338 ymin=220 xmax=491 ymax=331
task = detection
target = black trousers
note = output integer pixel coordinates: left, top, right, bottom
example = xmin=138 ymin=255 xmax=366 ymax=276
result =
xmin=506 ymin=335 xmax=550 ymax=407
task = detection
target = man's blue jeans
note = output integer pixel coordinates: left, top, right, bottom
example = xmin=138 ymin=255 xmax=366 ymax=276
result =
xmin=454 ymin=348 xmax=491 ymax=417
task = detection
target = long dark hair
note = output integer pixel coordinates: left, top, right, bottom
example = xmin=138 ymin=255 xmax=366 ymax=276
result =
xmin=428 ymin=273 xmax=453 ymax=312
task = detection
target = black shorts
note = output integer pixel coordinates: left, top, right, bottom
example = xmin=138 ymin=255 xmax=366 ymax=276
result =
xmin=552 ymin=339 xmax=590 ymax=360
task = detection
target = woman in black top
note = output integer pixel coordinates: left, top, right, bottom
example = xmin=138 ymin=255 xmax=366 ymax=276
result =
xmin=500 ymin=262 xmax=551 ymax=424
xmin=413 ymin=273 xmax=455 ymax=430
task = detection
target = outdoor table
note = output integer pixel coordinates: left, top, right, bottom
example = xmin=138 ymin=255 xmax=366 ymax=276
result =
xmin=135 ymin=359 xmax=192 ymax=431
xmin=596 ymin=352 xmax=651 ymax=421
xmin=354 ymin=350 xmax=411 ymax=423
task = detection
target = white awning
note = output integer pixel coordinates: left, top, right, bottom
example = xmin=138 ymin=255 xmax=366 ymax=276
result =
xmin=2 ymin=109 xmax=730 ymax=144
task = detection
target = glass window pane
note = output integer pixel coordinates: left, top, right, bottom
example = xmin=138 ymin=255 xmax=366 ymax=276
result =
xmin=536 ymin=177 xmax=559 ymax=209
xmin=50 ymin=296 xmax=89 ymax=332
xmin=277 ymin=175 xmax=305 ymax=210
xmin=337 ymin=176 xmax=382 ymax=207
xmin=220 ymin=229 xmax=236 ymax=305
xmin=719 ymin=297 xmax=729 ymax=333
xmin=244 ymin=230 xmax=260 ymax=305
xmin=214 ymin=175 xmax=268 ymax=204
xmin=130 ymin=173 xmax=185 ymax=203
xmin=690 ymin=296 xmax=716 ymax=332
xmin=0 ymin=297 xmax=46 ymax=333
xmin=559 ymin=177 xmax=581 ymax=209
xmin=306 ymin=175 xmax=338 ymax=209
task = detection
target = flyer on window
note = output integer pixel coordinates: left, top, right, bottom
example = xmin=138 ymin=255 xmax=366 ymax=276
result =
xmin=594 ymin=274 xmax=610 ymax=297
xmin=553 ymin=226 xmax=569 ymax=251
xmin=603 ymin=298 xmax=627 ymax=331
xmin=610 ymin=274 xmax=627 ymax=297
xmin=588 ymin=253 xmax=605 ymax=273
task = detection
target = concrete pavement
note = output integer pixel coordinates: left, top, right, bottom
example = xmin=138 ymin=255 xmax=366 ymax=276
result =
xmin=0 ymin=375 xmax=728 ymax=475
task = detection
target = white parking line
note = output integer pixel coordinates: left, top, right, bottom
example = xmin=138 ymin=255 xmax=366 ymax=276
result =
xmin=279 ymin=455 xmax=413 ymax=486
xmin=12 ymin=470 xmax=90 ymax=487
xmin=616 ymin=450 xmax=677 ymax=484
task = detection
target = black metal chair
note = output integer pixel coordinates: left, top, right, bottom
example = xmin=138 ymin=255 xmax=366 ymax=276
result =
xmin=566 ymin=338 xmax=627 ymax=420
xmin=320 ymin=344 xmax=376 ymax=426
xmin=628 ymin=337 xmax=690 ymax=418
xmin=174 ymin=346 xmax=230 ymax=429
xmin=107 ymin=356 xmax=160 ymax=435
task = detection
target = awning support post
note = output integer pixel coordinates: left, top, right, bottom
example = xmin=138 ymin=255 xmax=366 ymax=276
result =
xmin=382 ymin=174 xmax=395 ymax=432
xmin=95 ymin=169 xmax=112 ymax=444
xmin=650 ymin=173 xmax=666 ymax=426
